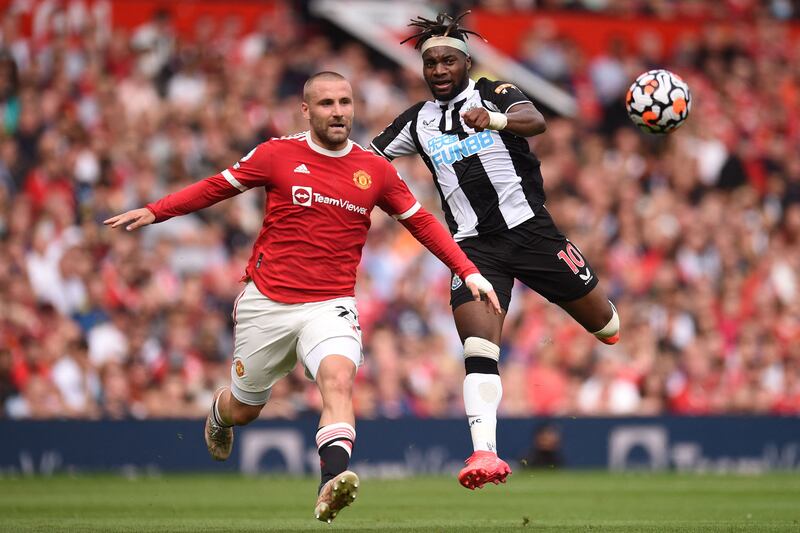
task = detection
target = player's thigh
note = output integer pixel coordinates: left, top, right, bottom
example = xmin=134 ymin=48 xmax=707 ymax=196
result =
xmin=296 ymin=297 xmax=362 ymax=381
xmin=514 ymin=234 xmax=600 ymax=304
xmin=450 ymin=243 xmax=513 ymax=344
xmin=503 ymin=206 xmax=599 ymax=305
xmin=557 ymin=284 xmax=613 ymax=332
xmin=450 ymin=238 xmax=515 ymax=311
xmin=230 ymin=282 xmax=301 ymax=405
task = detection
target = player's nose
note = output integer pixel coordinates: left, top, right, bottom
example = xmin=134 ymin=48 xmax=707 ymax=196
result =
xmin=433 ymin=62 xmax=448 ymax=76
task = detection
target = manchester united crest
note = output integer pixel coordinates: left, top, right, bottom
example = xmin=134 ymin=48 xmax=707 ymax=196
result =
xmin=353 ymin=170 xmax=372 ymax=190
xmin=234 ymin=359 xmax=245 ymax=378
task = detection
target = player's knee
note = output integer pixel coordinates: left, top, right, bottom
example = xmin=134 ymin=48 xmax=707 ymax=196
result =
xmin=593 ymin=301 xmax=620 ymax=344
xmin=326 ymin=374 xmax=354 ymax=398
xmin=464 ymin=337 xmax=500 ymax=375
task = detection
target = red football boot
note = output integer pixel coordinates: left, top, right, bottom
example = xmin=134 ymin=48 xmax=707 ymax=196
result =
xmin=458 ymin=451 xmax=512 ymax=490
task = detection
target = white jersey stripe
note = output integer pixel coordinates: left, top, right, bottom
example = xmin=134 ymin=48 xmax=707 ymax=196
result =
xmin=222 ymin=169 xmax=247 ymax=192
xmin=376 ymin=121 xmax=415 ymax=161
xmin=448 ymin=187 xmax=480 ymax=241
xmin=479 ymin=144 xmax=535 ymax=227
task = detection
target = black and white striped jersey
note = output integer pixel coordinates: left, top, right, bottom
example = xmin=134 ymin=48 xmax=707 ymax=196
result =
xmin=371 ymin=77 xmax=545 ymax=241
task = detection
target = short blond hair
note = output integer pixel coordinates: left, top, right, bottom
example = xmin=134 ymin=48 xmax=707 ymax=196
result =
xmin=302 ymin=71 xmax=347 ymax=102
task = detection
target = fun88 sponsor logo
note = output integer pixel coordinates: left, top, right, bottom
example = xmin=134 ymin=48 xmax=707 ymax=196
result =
xmin=428 ymin=130 xmax=495 ymax=169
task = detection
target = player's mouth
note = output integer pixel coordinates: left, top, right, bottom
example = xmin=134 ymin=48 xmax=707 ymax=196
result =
xmin=432 ymin=80 xmax=453 ymax=93
xmin=329 ymin=122 xmax=347 ymax=133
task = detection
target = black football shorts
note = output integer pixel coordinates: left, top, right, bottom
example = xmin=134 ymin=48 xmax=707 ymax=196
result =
xmin=450 ymin=205 xmax=600 ymax=311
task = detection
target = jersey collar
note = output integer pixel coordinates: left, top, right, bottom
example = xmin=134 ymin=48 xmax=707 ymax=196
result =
xmin=434 ymin=78 xmax=475 ymax=108
xmin=305 ymin=132 xmax=353 ymax=157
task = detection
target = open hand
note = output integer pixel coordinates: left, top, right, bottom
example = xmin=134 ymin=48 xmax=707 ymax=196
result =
xmin=464 ymin=273 xmax=503 ymax=315
xmin=103 ymin=208 xmax=155 ymax=231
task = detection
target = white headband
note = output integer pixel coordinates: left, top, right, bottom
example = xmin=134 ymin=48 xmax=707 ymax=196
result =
xmin=420 ymin=36 xmax=469 ymax=56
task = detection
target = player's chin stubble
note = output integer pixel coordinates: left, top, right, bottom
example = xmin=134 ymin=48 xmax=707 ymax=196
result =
xmin=310 ymin=117 xmax=348 ymax=147
xmin=324 ymin=126 xmax=350 ymax=146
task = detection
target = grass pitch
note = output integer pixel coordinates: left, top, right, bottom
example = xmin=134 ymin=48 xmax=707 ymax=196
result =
xmin=1 ymin=471 xmax=798 ymax=532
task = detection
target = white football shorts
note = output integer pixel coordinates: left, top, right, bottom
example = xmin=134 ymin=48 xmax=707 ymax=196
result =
xmin=229 ymin=282 xmax=363 ymax=406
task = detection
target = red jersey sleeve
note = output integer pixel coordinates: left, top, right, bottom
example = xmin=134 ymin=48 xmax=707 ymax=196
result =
xmin=376 ymin=163 xmax=421 ymax=220
xmin=145 ymin=142 xmax=274 ymax=223
xmin=146 ymin=174 xmax=240 ymax=222
xmin=220 ymin=141 xmax=274 ymax=191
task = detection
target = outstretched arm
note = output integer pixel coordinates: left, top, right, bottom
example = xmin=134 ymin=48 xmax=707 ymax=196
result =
xmin=398 ymin=206 xmax=502 ymax=315
xmin=103 ymin=173 xmax=240 ymax=231
xmin=106 ymin=142 xmax=273 ymax=231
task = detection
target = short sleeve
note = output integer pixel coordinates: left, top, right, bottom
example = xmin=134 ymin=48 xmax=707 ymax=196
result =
xmin=370 ymin=103 xmax=424 ymax=161
xmin=220 ymin=141 xmax=273 ymax=191
xmin=376 ymin=162 xmax=421 ymax=220
xmin=476 ymin=78 xmax=532 ymax=113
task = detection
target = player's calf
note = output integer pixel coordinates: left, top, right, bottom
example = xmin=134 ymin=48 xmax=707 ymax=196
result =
xmin=204 ymin=387 xmax=234 ymax=461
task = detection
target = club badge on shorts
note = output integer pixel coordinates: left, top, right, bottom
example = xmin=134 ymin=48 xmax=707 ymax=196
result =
xmin=451 ymin=274 xmax=463 ymax=290
xmin=234 ymin=359 xmax=245 ymax=378
xmin=353 ymin=170 xmax=372 ymax=190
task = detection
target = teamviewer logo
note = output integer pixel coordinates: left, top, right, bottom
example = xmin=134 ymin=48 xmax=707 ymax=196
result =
xmin=292 ymin=186 xmax=312 ymax=206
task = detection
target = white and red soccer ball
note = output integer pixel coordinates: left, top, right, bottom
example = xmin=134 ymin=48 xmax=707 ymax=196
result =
xmin=625 ymin=69 xmax=691 ymax=134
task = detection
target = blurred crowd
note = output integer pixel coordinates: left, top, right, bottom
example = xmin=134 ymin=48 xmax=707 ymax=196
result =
xmin=1 ymin=1 xmax=799 ymax=421
xmin=462 ymin=0 xmax=800 ymax=20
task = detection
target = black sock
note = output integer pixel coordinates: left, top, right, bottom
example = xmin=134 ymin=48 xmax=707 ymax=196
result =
xmin=318 ymin=444 xmax=351 ymax=493
xmin=465 ymin=355 xmax=500 ymax=375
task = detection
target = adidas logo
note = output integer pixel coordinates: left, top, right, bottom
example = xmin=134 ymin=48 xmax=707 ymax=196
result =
xmin=293 ymin=164 xmax=310 ymax=174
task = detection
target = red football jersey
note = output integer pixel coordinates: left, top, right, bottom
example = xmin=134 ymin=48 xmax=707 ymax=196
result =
xmin=147 ymin=132 xmax=477 ymax=303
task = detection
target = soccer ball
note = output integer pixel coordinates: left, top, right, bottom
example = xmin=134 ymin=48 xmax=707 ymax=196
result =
xmin=625 ymin=69 xmax=691 ymax=134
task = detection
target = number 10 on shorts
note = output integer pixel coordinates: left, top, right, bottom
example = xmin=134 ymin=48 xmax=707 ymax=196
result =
xmin=556 ymin=242 xmax=586 ymax=274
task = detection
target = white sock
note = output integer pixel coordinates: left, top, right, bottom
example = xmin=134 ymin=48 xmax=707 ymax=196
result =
xmin=463 ymin=373 xmax=502 ymax=453
xmin=212 ymin=393 xmax=232 ymax=428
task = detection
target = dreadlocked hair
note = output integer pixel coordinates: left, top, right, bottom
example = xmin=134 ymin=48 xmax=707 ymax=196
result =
xmin=400 ymin=11 xmax=486 ymax=50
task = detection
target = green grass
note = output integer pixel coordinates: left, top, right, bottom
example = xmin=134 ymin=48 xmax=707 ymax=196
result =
xmin=1 ymin=472 xmax=799 ymax=532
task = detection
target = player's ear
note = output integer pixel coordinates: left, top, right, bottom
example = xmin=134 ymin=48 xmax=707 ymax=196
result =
xmin=465 ymin=54 xmax=472 ymax=71
xmin=301 ymin=101 xmax=310 ymax=120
